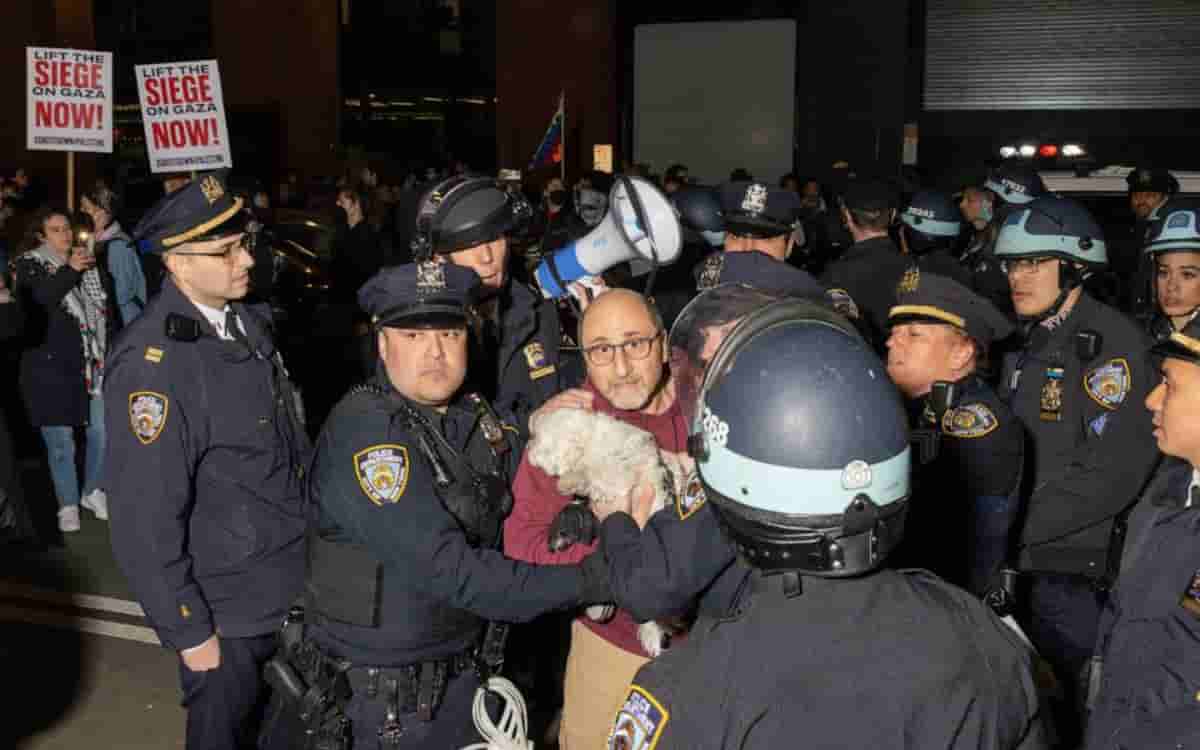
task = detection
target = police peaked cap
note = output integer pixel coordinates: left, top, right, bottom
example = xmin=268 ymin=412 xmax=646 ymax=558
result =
xmin=719 ymin=181 xmax=801 ymax=238
xmin=1127 ymin=166 xmax=1179 ymax=196
xmin=890 ymin=269 xmax=1014 ymax=348
xmin=358 ymin=261 xmax=481 ymax=328
xmin=131 ymin=170 xmax=247 ymax=254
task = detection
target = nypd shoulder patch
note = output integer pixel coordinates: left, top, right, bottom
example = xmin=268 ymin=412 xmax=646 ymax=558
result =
xmin=609 ymin=685 xmax=669 ymax=750
xmin=353 ymin=444 xmax=410 ymax=505
xmin=941 ymin=402 xmax=999 ymax=439
xmin=676 ymin=472 xmax=707 ymax=520
xmin=1084 ymin=358 xmax=1131 ymax=411
xmin=129 ymin=391 xmax=169 ymax=445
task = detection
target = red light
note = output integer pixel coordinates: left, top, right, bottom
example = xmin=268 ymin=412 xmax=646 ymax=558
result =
xmin=1038 ymin=144 xmax=1059 ymax=158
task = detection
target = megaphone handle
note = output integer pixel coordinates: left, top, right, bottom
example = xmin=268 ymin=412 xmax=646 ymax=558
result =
xmin=621 ymin=176 xmax=660 ymax=298
xmin=545 ymin=252 xmax=583 ymax=317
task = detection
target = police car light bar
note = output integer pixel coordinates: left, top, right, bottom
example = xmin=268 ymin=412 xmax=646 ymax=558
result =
xmin=1000 ymin=146 xmax=1018 ymax=158
xmin=1019 ymin=144 xmax=1037 ymax=157
xmin=1038 ymin=144 xmax=1059 ymax=158
xmin=1062 ymin=144 xmax=1086 ymax=157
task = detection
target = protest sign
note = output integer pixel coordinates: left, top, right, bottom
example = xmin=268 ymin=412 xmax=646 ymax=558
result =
xmin=135 ymin=59 xmax=232 ymax=173
xmin=27 ymin=47 xmax=114 ymax=153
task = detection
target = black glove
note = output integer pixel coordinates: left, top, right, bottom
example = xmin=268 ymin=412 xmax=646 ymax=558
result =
xmin=548 ymin=498 xmax=597 ymax=552
xmin=578 ymin=549 xmax=613 ymax=605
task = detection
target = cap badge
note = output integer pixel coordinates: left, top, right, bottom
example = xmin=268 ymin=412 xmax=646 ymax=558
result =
xmin=741 ymin=183 xmax=768 ymax=215
xmin=199 ymin=175 xmax=224 ymax=205
xmin=416 ymin=259 xmax=447 ymax=295
xmin=898 ymin=266 xmax=920 ymax=295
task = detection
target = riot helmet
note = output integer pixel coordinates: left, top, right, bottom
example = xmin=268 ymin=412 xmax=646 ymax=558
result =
xmin=410 ymin=175 xmax=532 ymax=259
xmin=983 ymin=163 xmax=1046 ymax=206
xmin=670 ymin=185 xmax=725 ymax=248
xmin=900 ymin=190 xmax=962 ymax=253
xmin=675 ymin=295 xmax=911 ymax=576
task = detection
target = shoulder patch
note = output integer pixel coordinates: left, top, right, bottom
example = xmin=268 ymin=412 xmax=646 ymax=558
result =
xmin=129 ymin=391 xmax=169 ymax=445
xmin=697 ymin=253 xmax=725 ymax=291
xmin=942 ymin=402 xmax=999 ymax=439
xmin=609 ymin=684 xmax=669 ymax=750
xmin=676 ymin=472 xmax=707 ymax=520
xmin=144 ymin=346 xmax=164 ymax=363
xmin=1084 ymin=358 xmax=1131 ymax=411
xmin=353 ymin=444 xmax=411 ymax=505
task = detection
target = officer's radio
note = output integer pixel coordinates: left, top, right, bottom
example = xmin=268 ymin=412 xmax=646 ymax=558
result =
xmin=928 ymin=380 xmax=958 ymax=424
xmin=1076 ymin=329 xmax=1102 ymax=362
xmin=165 ymin=313 xmax=202 ymax=342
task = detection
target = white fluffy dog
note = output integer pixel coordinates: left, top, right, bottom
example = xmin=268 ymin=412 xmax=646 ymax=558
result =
xmin=527 ymin=408 xmax=683 ymax=657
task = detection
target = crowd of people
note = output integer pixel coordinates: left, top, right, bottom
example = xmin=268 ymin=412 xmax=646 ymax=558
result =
xmin=0 ymin=155 xmax=1197 ymax=750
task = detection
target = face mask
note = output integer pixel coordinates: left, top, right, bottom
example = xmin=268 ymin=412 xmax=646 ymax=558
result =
xmin=701 ymin=230 xmax=726 ymax=248
xmin=978 ymin=199 xmax=994 ymax=225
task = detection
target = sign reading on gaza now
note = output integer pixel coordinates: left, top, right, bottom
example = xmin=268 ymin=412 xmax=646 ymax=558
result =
xmin=135 ymin=59 xmax=233 ymax=173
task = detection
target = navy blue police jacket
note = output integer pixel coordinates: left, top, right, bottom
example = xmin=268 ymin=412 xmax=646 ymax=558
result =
xmin=1085 ymin=459 xmax=1200 ymax=750
xmin=306 ymin=374 xmax=600 ymax=667
xmin=104 ymin=278 xmax=309 ymax=650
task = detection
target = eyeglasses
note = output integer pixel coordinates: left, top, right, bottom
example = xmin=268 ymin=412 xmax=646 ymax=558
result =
xmin=1000 ymin=257 xmax=1056 ymax=275
xmin=582 ymin=332 xmax=662 ymax=366
xmin=173 ymin=233 xmax=255 ymax=262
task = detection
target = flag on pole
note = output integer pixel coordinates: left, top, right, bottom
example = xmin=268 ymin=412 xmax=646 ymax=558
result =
xmin=528 ymin=92 xmax=564 ymax=171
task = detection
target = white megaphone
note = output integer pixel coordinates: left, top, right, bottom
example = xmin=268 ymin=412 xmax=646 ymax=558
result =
xmin=535 ymin=176 xmax=682 ymax=298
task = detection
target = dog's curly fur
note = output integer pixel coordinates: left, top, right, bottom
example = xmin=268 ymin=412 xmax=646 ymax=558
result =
xmin=527 ymin=409 xmax=679 ymax=656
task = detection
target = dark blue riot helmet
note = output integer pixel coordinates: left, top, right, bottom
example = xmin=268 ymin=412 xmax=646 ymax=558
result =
xmin=984 ymin=163 xmax=1046 ymax=207
xmin=900 ymin=190 xmax=962 ymax=254
xmin=674 ymin=295 xmax=911 ymax=576
xmin=410 ymin=175 xmax=532 ymax=259
xmin=670 ymin=185 xmax=725 ymax=248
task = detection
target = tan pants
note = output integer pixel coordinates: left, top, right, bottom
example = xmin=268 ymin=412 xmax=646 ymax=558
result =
xmin=559 ymin=620 xmax=650 ymax=750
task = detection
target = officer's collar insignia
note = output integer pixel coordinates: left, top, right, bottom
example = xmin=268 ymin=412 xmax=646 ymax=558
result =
xmin=144 ymin=346 xmax=164 ymax=363
xmin=199 ymin=176 xmax=225 ymax=205
xmin=416 ymin=259 xmax=447 ymax=296
xmin=942 ymin=403 xmax=998 ymax=439
xmin=524 ymin=341 xmax=556 ymax=381
xmin=1085 ymin=358 xmax=1131 ymax=411
xmin=610 ymin=685 xmax=669 ymax=750
xmin=129 ymin=391 xmax=169 ymax=445
xmin=897 ymin=266 xmax=920 ymax=295
xmin=741 ymin=183 xmax=768 ymax=215
xmin=697 ymin=253 xmax=725 ymax=291
xmin=675 ymin=471 xmax=707 ymax=521
xmin=354 ymin=444 xmax=410 ymax=506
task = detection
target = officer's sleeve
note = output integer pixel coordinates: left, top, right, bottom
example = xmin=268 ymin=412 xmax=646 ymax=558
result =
xmin=503 ymin=450 xmax=596 ymax=565
xmin=1021 ymin=352 xmax=1160 ymax=546
xmin=313 ymin=418 xmax=595 ymax=623
xmin=104 ymin=347 xmax=213 ymax=650
xmin=598 ymin=500 xmax=735 ymax=623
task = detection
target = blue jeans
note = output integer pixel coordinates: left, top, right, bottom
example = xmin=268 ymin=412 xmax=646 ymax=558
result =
xmin=39 ymin=396 xmax=105 ymax=509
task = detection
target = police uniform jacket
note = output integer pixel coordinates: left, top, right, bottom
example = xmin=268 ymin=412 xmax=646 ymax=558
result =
xmin=916 ymin=247 xmax=974 ymax=290
xmin=471 ymin=280 xmax=565 ymax=430
xmin=305 ymin=374 xmax=599 ymax=667
xmin=1085 ymin=459 xmax=1200 ymax=749
xmin=999 ymin=292 xmax=1159 ymax=577
xmin=104 ymin=278 xmax=309 ymax=651
xmin=820 ymin=236 xmax=909 ymax=348
xmin=13 ymin=252 xmax=118 ymax=427
xmin=899 ymin=375 xmax=1023 ymax=589
xmin=611 ymin=568 xmax=1046 ymax=750
xmin=962 ymin=230 xmax=1015 ymax=320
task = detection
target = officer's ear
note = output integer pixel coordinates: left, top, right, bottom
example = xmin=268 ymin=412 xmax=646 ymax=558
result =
xmin=376 ymin=328 xmax=389 ymax=361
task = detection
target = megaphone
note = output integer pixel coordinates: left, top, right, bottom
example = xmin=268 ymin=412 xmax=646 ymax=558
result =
xmin=535 ymin=176 xmax=682 ymax=298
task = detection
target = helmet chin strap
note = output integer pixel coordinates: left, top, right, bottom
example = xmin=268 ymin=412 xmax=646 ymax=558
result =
xmin=1018 ymin=259 xmax=1082 ymax=326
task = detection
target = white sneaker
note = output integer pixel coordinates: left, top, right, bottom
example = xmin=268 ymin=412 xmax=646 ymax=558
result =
xmin=58 ymin=505 xmax=81 ymax=533
xmin=81 ymin=490 xmax=109 ymax=521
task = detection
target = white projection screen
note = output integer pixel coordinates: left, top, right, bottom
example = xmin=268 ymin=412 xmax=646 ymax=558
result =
xmin=634 ymin=19 xmax=796 ymax=186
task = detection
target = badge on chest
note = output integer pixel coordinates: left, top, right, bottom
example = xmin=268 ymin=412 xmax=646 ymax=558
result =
xmin=1181 ymin=569 xmax=1200 ymax=617
xmin=1040 ymin=367 xmax=1064 ymax=422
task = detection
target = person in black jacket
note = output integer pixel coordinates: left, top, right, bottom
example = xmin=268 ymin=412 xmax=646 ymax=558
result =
xmin=105 ymin=174 xmax=310 ymax=750
xmin=0 ymin=272 xmax=35 ymax=545
xmin=12 ymin=206 xmax=118 ymax=534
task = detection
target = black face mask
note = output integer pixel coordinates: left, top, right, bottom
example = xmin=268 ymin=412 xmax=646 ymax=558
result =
xmin=548 ymin=189 xmax=568 ymax=206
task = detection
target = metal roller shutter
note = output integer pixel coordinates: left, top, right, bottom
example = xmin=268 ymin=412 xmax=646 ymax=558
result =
xmin=924 ymin=0 xmax=1200 ymax=110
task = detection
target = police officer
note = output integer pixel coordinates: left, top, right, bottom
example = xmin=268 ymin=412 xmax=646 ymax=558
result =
xmin=1127 ymin=166 xmax=1178 ymax=225
xmin=105 ymin=172 xmax=309 ymax=750
xmin=607 ymin=297 xmax=1045 ymax=749
xmin=1140 ymin=201 xmax=1200 ymax=339
xmin=691 ymin=181 xmax=825 ymax=298
xmin=1084 ymin=316 xmax=1200 ymax=749
xmin=994 ymin=195 xmax=1160 ymax=743
xmin=410 ymin=175 xmax=566 ymax=430
xmin=898 ymin=190 xmax=973 ymax=288
xmin=261 ymin=261 xmax=613 ymax=749
xmin=820 ymin=177 xmax=910 ymax=349
xmin=885 ymin=270 xmax=1022 ymax=596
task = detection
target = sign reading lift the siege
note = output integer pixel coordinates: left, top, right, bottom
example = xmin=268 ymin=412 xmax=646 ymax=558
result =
xmin=135 ymin=59 xmax=232 ymax=173
xmin=26 ymin=47 xmax=114 ymax=153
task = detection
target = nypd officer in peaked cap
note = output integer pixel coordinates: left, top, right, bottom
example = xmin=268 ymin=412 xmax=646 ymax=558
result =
xmin=104 ymin=171 xmax=310 ymax=750
xmin=885 ymin=269 xmax=1023 ymax=598
xmin=692 ymin=180 xmax=824 ymax=299
xmin=258 ymin=261 xmax=614 ymax=749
